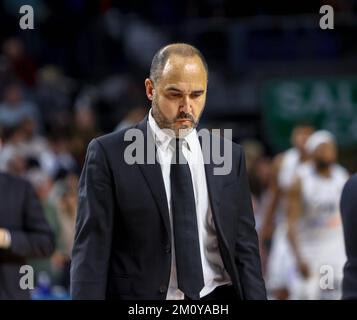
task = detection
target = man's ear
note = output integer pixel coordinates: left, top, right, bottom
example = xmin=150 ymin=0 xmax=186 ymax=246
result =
xmin=145 ymin=78 xmax=154 ymax=101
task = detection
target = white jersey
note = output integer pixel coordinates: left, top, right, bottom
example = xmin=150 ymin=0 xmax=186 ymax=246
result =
xmin=293 ymin=162 xmax=349 ymax=299
xmin=296 ymin=162 xmax=348 ymax=247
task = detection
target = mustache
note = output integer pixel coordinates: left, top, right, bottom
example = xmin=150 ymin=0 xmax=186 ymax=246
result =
xmin=175 ymin=112 xmax=195 ymax=123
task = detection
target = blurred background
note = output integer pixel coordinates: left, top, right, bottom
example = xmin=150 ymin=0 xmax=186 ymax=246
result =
xmin=0 ymin=0 xmax=357 ymax=299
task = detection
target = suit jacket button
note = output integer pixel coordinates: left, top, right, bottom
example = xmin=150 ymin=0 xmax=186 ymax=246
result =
xmin=159 ymin=285 xmax=167 ymax=294
xmin=165 ymin=245 xmax=171 ymax=253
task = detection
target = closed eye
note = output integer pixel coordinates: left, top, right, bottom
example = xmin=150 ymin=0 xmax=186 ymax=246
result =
xmin=170 ymin=93 xmax=182 ymax=98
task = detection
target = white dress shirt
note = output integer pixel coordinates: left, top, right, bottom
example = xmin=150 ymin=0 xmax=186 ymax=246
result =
xmin=148 ymin=110 xmax=232 ymax=300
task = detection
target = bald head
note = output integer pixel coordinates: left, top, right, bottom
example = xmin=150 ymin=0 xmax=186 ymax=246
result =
xmin=150 ymin=43 xmax=208 ymax=84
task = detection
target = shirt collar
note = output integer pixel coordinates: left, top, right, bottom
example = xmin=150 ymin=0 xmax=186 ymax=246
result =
xmin=148 ymin=108 xmax=197 ymax=153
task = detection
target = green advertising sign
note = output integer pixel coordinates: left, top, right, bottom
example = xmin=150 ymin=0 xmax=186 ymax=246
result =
xmin=262 ymin=77 xmax=357 ymax=151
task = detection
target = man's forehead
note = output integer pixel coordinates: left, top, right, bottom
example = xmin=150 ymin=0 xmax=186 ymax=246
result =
xmin=162 ymin=55 xmax=206 ymax=76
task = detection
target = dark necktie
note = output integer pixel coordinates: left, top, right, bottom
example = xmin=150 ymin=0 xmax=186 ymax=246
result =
xmin=170 ymin=138 xmax=204 ymax=300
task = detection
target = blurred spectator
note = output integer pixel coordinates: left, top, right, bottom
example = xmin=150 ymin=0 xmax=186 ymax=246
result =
xmin=70 ymin=104 xmax=101 ymax=168
xmin=45 ymin=132 xmax=78 ymax=180
xmin=0 ymin=82 xmax=41 ymax=129
xmin=242 ymin=139 xmax=269 ymax=229
xmin=243 ymin=139 xmax=273 ymax=277
xmin=0 ymin=124 xmax=27 ymax=176
xmin=241 ymin=139 xmax=265 ymax=173
xmin=1 ymin=37 xmax=37 ymax=87
xmin=0 ymin=119 xmax=54 ymax=177
xmin=260 ymin=123 xmax=314 ymax=300
xmin=17 ymin=118 xmax=51 ymax=164
xmin=0 ymin=171 xmax=55 ymax=299
xmin=26 ymin=169 xmax=67 ymax=289
xmin=35 ymin=65 xmax=74 ymax=131
xmin=51 ymin=172 xmax=79 ymax=289
xmin=249 ymin=156 xmax=273 ymax=232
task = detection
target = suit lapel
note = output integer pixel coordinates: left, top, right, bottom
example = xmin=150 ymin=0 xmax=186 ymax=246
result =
xmin=136 ymin=117 xmax=172 ymax=242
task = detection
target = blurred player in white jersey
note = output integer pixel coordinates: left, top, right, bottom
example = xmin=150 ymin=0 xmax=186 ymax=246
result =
xmin=261 ymin=123 xmax=314 ymax=299
xmin=287 ymin=130 xmax=349 ymax=299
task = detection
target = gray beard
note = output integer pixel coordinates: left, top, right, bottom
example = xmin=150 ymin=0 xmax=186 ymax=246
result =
xmin=151 ymin=103 xmax=175 ymax=130
xmin=151 ymin=101 xmax=201 ymax=137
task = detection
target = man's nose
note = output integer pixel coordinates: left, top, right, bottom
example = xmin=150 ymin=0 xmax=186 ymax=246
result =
xmin=180 ymin=96 xmax=191 ymax=114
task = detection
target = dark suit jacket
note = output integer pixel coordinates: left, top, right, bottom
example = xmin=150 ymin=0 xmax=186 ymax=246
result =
xmin=341 ymin=173 xmax=357 ymax=299
xmin=0 ymin=172 xmax=55 ymax=299
xmin=70 ymin=116 xmax=267 ymax=300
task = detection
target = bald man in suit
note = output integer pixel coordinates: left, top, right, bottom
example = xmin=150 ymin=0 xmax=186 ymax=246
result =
xmin=71 ymin=43 xmax=266 ymax=300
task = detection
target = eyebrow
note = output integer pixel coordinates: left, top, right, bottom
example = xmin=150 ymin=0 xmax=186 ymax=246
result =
xmin=165 ymin=87 xmax=205 ymax=94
